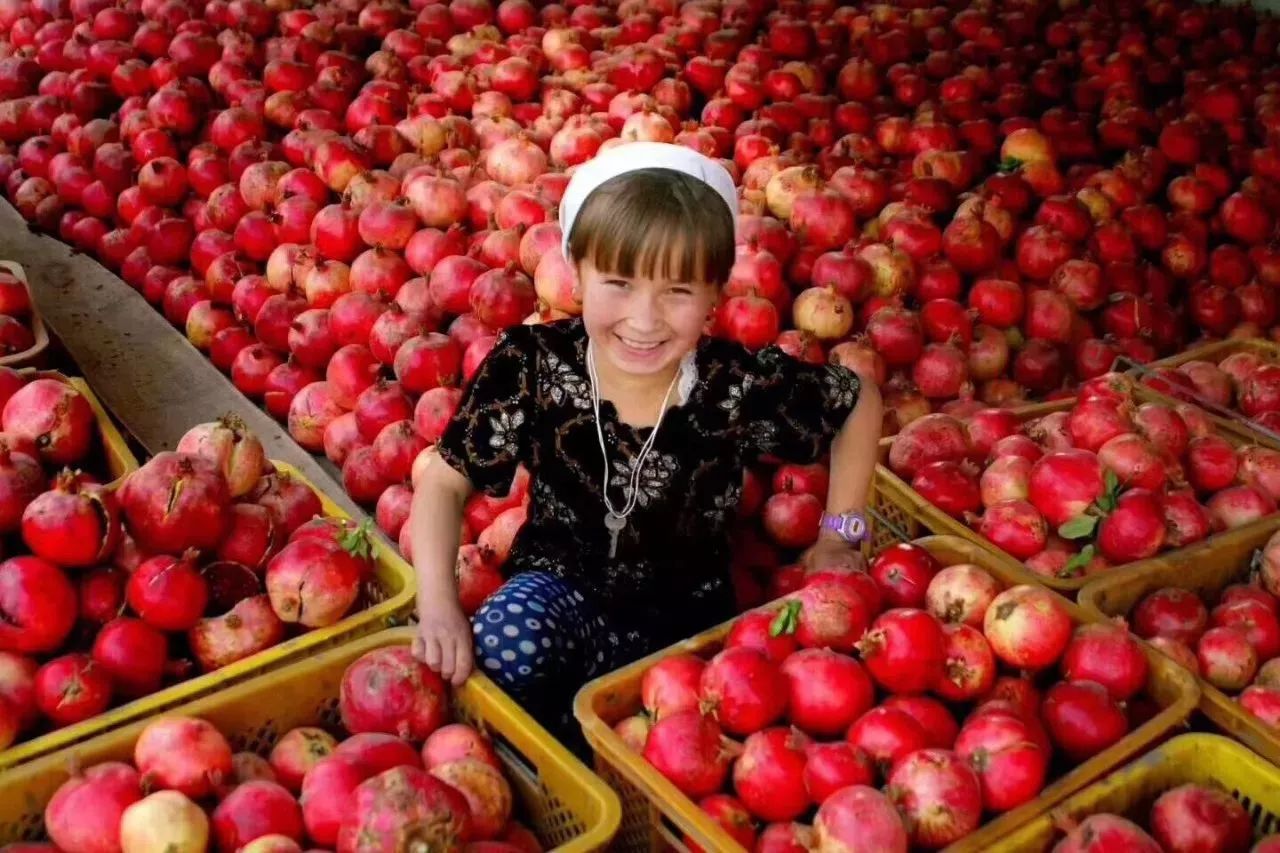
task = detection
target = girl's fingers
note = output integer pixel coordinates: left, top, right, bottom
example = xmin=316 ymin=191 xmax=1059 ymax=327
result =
xmin=451 ymin=637 xmax=473 ymax=687
xmin=421 ymin=632 xmax=444 ymax=673
xmin=437 ymin=634 xmax=457 ymax=683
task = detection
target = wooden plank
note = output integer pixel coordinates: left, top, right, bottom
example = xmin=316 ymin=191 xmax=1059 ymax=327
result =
xmin=0 ymin=199 xmax=370 ymax=523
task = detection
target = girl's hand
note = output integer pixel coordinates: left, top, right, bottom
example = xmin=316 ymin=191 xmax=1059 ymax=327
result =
xmin=801 ymin=538 xmax=867 ymax=574
xmin=413 ymin=599 xmax=474 ymax=687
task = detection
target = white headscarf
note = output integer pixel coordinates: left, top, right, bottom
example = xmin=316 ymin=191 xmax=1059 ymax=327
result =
xmin=557 ymin=141 xmax=740 ymax=261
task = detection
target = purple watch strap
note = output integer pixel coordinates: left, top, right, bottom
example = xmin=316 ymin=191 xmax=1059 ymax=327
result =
xmin=822 ymin=511 xmax=868 ymax=543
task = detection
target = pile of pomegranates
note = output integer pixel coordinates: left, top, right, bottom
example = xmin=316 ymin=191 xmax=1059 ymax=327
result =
xmin=884 ymin=371 xmax=1280 ymax=579
xmin=0 ymin=414 xmax=385 ymax=753
xmin=1046 ymin=781 xmax=1274 ymax=851
xmin=616 ymin=539 xmax=1160 ymax=851
xmin=1115 ymin=528 xmax=1280 ymax=734
xmin=25 ymin=645 xmax=546 ymax=852
xmin=0 ymin=0 xmax=1275 ymax=556
xmin=1141 ymin=345 xmax=1280 ymax=439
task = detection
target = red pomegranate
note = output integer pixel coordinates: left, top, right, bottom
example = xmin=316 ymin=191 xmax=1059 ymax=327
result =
xmin=119 ymin=452 xmax=232 ymax=554
xmin=339 ymin=646 xmax=448 ymax=741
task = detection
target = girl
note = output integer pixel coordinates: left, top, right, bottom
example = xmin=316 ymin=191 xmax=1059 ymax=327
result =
xmin=410 ymin=141 xmax=882 ymax=740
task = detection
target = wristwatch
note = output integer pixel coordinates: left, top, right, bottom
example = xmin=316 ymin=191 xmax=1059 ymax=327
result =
xmin=819 ymin=510 xmax=869 ymax=545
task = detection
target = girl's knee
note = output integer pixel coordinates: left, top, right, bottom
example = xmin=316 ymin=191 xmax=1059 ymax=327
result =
xmin=471 ymin=598 xmax=563 ymax=691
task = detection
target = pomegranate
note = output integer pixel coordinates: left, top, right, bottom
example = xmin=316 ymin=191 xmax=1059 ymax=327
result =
xmin=1028 ymin=450 xmax=1105 ymax=528
xmin=212 ymin=780 xmax=304 ymax=850
xmin=857 ymin=608 xmax=946 ymax=695
xmin=977 ymin=500 xmax=1048 ymax=560
xmin=134 ymin=715 xmax=234 ymax=799
xmin=253 ymin=470 xmax=323 ymax=536
xmin=891 ymin=752 xmax=985 ymax=848
xmin=1053 ymin=815 xmax=1161 ymax=852
xmin=175 ymin=416 xmax=268 ymax=498
xmin=338 ymin=766 xmax=472 ymax=853
xmin=954 ymin=710 xmax=1048 ymax=812
xmin=641 ymin=654 xmax=705 ymax=719
xmin=1149 ymin=783 xmax=1253 ymax=853
xmin=91 ymin=617 xmax=167 ymax=697
xmin=981 ymin=456 xmax=1032 ymax=507
xmin=2 ymin=377 xmax=94 ymax=465
xmin=689 ymin=794 xmax=756 ymax=853
xmin=339 ymin=646 xmax=448 ymax=741
xmin=925 ymin=564 xmax=1001 ymax=628
xmin=44 ymin=762 xmax=143 ymax=853
xmin=0 ymin=556 xmax=77 ymax=653
xmin=119 ymin=790 xmax=211 ymax=853
xmin=189 ymin=595 xmax=286 ymax=672
xmin=1041 ymin=679 xmax=1129 ymax=761
xmin=1133 ymin=588 xmax=1209 ymax=646
xmin=698 ymin=646 xmax=786 ymax=736
xmin=423 ymin=724 xmax=500 ymax=772
xmin=983 ymin=584 xmax=1073 ymax=670
xmin=780 ymin=648 xmax=873 ymax=737
xmin=1097 ymin=489 xmax=1167 ymax=562
xmin=642 ymin=710 xmax=733 ymax=799
xmin=813 ymin=786 xmax=908 ymax=853
xmin=1060 ymin=623 xmax=1149 ymax=701
xmin=35 ymin=653 xmax=112 ymax=725
xmin=265 ymin=535 xmax=365 ymax=628
xmin=732 ymin=726 xmax=810 ymax=822
xmin=785 ymin=578 xmax=870 ymax=653
xmin=430 ymin=758 xmax=513 ymax=841
xmin=119 ymin=452 xmax=232 ymax=554
xmin=127 ymin=552 xmax=209 ymax=632
xmin=1197 ymin=626 xmax=1258 ymax=690
xmin=869 ymin=543 xmax=941 ymax=608
xmin=20 ymin=471 xmax=120 ymax=568
xmin=887 ymin=414 xmax=972 ymax=479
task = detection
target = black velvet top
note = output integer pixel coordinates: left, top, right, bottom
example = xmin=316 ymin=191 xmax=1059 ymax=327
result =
xmin=437 ymin=318 xmax=861 ymax=654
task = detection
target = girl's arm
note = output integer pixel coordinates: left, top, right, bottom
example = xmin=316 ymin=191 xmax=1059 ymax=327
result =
xmin=409 ymin=450 xmax=476 ymax=686
xmin=820 ymin=378 xmax=883 ymax=540
xmin=808 ymin=379 xmax=880 ymax=563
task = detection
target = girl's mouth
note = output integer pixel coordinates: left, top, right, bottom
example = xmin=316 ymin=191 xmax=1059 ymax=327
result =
xmin=616 ymin=334 xmax=666 ymax=352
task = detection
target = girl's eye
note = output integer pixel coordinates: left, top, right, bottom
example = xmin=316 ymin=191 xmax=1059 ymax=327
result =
xmin=668 ymin=287 xmax=693 ymax=296
xmin=606 ymin=279 xmax=629 ymax=289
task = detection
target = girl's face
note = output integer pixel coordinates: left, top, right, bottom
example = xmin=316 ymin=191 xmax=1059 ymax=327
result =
xmin=576 ymin=257 xmax=718 ymax=379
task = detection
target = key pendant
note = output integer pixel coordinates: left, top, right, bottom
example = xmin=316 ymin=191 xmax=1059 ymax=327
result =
xmin=604 ymin=512 xmax=626 ymax=559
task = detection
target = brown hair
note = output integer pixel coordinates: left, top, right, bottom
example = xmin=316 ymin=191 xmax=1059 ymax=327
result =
xmin=566 ymin=168 xmax=736 ymax=286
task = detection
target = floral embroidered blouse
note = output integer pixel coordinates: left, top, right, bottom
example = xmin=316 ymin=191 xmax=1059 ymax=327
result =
xmin=437 ymin=318 xmax=862 ymax=652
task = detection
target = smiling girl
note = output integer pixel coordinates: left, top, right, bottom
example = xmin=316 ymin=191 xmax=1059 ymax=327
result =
xmin=410 ymin=141 xmax=882 ymax=739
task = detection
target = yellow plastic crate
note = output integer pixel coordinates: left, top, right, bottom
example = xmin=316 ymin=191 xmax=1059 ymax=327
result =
xmin=0 ymin=261 xmax=50 ymax=369
xmin=1128 ymin=338 xmax=1280 ymax=450
xmin=1000 ymin=734 xmax=1280 ymax=850
xmin=0 ymin=627 xmax=621 ymax=852
xmin=873 ymin=394 xmax=1272 ymax=593
xmin=0 ymin=459 xmax=415 ymax=771
xmin=1080 ymin=516 xmax=1280 ymax=769
xmin=574 ymin=535 xmax=1200 ymax=853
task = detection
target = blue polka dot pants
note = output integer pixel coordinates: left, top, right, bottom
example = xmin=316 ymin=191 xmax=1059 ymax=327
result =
xmin=471 ymin=571 xmax=629 ymax=748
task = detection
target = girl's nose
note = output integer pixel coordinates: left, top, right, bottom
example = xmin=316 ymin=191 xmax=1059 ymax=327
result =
xmin=627 ymin=290 xmax=663 ymax=331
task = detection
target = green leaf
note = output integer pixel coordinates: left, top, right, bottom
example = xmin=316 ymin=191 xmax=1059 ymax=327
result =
xmin=1058 ymin=515 xmax=1098 ymax=540
xmin=769 ymin=600 xmax=801 ymax=637
xmin=339 ymin=518 xmax=375 ymax=561
xmin=1104 ymin=468 xmax=1120 ymax=495
xmin=997 ymin=156 xmax=1022 ymax=173
xmin=1060 ymin=544 xmax=1096 ymax=579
